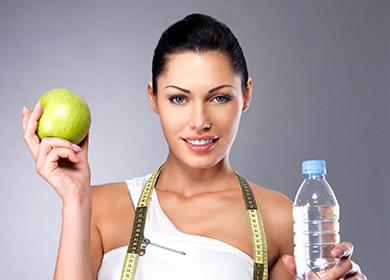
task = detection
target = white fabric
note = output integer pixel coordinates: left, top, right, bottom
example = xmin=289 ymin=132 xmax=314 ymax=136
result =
xmin=97 ymin=173 xmax=254 ymax=280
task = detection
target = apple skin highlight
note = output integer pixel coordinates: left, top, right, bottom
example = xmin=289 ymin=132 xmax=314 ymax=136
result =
xmin=36 ymin=88 xmax=91 ymax=144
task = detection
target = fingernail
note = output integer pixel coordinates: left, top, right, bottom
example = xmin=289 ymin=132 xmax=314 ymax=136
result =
xmin=332 ymin=248 xmax=342 ymax=257
xmin=22 ymin=105 xmax=27 ymax=115
xmin=72 ymin=144 xmax=82 ymax=152
xmin=33 ymin=102 xmax=41 ymax=112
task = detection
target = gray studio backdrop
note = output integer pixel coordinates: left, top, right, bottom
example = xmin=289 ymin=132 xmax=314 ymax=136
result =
xmin=1 ymin=0 xmax=388 ymax=279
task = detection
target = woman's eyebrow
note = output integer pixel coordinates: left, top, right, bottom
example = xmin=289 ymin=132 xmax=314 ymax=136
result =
xmin=163 ymin=84 xmax=236 ymax=93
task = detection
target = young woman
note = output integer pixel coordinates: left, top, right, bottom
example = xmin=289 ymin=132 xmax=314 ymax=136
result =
xmin=22 ymin=13 xmax=366 ymax=280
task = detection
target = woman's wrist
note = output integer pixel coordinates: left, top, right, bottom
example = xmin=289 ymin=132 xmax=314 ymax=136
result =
xmin=62 ymin=191 xmax=92 ymax=212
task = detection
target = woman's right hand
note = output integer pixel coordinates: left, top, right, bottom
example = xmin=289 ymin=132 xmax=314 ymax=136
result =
xmin=22 ymin=102 xmax=91 ymax=204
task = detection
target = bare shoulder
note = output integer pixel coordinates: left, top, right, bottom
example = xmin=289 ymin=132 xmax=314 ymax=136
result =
xmin=90 ymin=181 xmax=132 ymax=224
xmin=90 ymin=181 xmax=136 ymax=254
xmin=248 ymin=181 xmax=293 ymax=218
xmin=248 ymin=181 xmax=294 ymax=256
xmin=89 ymin=181 xmax=133 ymax=277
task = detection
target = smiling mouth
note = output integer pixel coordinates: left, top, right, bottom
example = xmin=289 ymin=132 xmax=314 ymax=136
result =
xmin=182 ymin=138 xmax=219 ymax=146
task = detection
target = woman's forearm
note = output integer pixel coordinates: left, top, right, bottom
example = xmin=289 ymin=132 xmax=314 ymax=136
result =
xmin=54 ymin=197 xmax=92 ymax=280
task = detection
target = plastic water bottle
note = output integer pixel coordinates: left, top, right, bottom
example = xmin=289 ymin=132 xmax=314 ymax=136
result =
xmin=293 ymin=160 xmax=340 ymax=280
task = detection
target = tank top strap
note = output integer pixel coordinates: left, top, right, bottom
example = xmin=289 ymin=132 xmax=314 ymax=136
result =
xmin=125 ymin=173 xmax=153 ymax=210
xmin=124 ymin=173 xmax=174 ymax=238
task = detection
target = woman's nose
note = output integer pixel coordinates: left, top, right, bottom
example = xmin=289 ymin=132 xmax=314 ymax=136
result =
xmin=189 ymin=103 xmax=211 ymax=131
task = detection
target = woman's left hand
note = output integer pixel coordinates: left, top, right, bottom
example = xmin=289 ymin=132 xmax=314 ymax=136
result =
xmin=282 ymin=241 xmax=367 ymax=279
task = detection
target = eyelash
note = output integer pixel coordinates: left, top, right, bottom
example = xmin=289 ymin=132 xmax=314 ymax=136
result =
xmin=168 ymin=95 xmax=231 ymax=105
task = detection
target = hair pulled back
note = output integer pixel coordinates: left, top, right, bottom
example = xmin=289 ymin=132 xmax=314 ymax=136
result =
xmin=151 ymin=13 xmax=249 ymax=94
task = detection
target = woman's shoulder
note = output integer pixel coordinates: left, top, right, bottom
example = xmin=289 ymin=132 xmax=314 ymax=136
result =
xmin=91 ymin=181 xmax=126 ymax=198
xmin=90 ymin=173 xmax=152 ymax=201
xmin=247 ymin=181 xmax=294 ymax=252
xmin=90 ymin=181 xmax=129 ymax=222
xmin=248 ymin=181 xmax=293 ymax=213
xmin=89 ymin=173 xmax=153 ymax=252
xmin=90 ymin=173 xmax=152 ymax=220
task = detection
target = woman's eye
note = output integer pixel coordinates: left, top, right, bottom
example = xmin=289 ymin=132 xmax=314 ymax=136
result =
xmin=213 ymin=95 xmax=231 ymax=103
xmin=169 ymin=95 xmax=187 ymax=105
xmin=168 ymin=95 xmax=231 ymax=105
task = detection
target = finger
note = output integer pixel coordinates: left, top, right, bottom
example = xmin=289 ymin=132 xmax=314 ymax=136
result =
xmin=36 ymin=137 xmax=82 ymax=167
xmin=25 ymin=102 xmax=42 ymax=136
xmin=332 ymin=241 xmax=354 ymax=259
xmin=24 ymin=102 xmax=43 ymax=158
xmin=343 ymin=263 xmax=363 ymax=279
xmin=36 ymin=146 xmax=79 ymax=178
xmin=39 ymin=137 xmax=82 ymax=155
xmin=324 ymin=259 xmax=358 ymax=280
xmin=44 ymin=147 xmax=80 ymax=169
xmin=78 ymin=134 xmax=89 ymax=160
xmin=22 ymin=105 xmax=29 ymax=132
xmin=348 ymin=270 xmax=367 ymax=280
xmin=282 ymin=255 xmax=296 ymax=277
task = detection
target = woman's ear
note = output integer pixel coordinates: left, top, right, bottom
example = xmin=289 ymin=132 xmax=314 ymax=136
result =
xmin=242 ymin=77 xmax=253 ymax=112
xmin=147 ymin=81 xmax=159 ymax=114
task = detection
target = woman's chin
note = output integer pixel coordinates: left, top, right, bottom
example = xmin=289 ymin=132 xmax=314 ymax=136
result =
xmin=179 ymin=154 xmax=226 ymax=170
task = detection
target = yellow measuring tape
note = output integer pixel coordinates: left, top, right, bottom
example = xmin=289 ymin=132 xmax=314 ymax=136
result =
xmin=120 ymin=165 xmax=268 ymax=280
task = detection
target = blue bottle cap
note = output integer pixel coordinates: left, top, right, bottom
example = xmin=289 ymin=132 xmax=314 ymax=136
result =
xmin=302 ymin=160 xmax=327 ymax=175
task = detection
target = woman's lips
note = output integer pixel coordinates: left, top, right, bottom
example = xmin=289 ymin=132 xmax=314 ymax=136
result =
xmin=182 ymin=138 xmax=219 ymax=153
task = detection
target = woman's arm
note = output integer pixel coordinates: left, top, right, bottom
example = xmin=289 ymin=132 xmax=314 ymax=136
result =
xmin=22 ymin=104 xmax=94 ymax=279
xmin=266 ymin=193 xmax=295 ymax=280
xmin=54 ymin=198 xmax=93 ymax=280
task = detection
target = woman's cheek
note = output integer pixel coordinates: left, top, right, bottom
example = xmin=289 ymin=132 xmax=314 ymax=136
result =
xmin=215 ymin=106 xmax=241 ymax=134
xmin=160 ymin=110 xmax=185 ymax=139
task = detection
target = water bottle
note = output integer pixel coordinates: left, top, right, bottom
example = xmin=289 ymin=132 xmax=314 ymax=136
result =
xmin=293 ymin=160 xmax=340 ymax=280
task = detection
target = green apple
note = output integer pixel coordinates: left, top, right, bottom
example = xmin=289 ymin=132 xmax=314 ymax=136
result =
xmin=35 ymin=88 xmax=91 ymax=144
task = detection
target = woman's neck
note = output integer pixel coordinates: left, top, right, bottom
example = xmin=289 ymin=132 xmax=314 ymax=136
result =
xmin=155 ymin=154 xmax=238 ymax=198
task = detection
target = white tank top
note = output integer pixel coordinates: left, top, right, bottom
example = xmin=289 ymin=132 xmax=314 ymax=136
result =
xmin=97 ymin=173 xmax=254 ymax=280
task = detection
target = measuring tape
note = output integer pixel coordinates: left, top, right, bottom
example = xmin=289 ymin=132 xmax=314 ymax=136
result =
xmin=120 ymin=165 xmax=268 ymax=280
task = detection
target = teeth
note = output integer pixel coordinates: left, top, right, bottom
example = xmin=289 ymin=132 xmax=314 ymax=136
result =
xmin=186 ymin=139 xmax=214 ymax=145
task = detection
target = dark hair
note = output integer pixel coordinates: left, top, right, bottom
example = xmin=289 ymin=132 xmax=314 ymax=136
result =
xmin=151 ymin=13 xmax=249 ymax=94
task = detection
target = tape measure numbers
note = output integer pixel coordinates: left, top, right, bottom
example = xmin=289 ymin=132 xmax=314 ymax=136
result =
xmin=120 ymin=165 xmax=268 ymax=280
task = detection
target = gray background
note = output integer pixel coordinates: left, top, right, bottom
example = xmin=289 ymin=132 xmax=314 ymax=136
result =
xmin=1 ymin=0 xmax=388 ymax=279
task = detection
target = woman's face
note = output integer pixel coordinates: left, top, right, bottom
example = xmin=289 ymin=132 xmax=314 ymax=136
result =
xmin=147 ymin=50 xmax=252 ymax=170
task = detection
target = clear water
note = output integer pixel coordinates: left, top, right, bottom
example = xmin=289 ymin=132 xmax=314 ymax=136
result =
xmin=293 ymin=205 xmax=340 ymax=280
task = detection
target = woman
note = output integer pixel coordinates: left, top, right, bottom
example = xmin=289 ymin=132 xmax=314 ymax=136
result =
xmin=22 ymin=13 xmax=366 ymax=280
